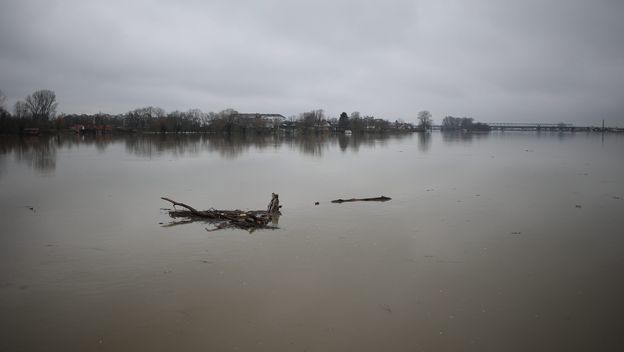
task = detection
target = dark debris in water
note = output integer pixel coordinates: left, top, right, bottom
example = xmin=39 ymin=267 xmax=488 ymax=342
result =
xmin=161 ymin=196 xmax=279 ymax=231
xmin=21 ymin=206 xmax=36 ymax=212
xmin=331 ymin=196 xmax=391 ymax=203
xmin=379 ymin=304 xmax=392 ymax=314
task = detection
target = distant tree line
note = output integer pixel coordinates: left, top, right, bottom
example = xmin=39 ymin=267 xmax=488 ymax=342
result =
xmin=0 ymin=92 xmax=421 ymax=135
xmin=441 ymin=116 xmax=491 ymax=131
xmin=3 ymin=89 xmax=479 ymax=135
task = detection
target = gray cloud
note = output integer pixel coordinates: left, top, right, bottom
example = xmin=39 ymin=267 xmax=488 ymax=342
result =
xmin=1 ymin=0 xmax=623 ymax=125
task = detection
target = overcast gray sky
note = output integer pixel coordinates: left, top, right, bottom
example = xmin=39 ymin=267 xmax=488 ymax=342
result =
xmin=1 ymin=0 xmax=623 ymax=125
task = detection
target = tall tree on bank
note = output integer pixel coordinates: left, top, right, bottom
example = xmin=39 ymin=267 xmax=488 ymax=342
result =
xmin=338 ymin=112 xmax=349 ymax=130
xmin=417 ymin=110 xmax=432 ymax=130
xmin=25 ymin=89 xmax=58 ymax=121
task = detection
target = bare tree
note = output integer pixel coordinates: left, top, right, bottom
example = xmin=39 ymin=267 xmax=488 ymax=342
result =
xmin=25 ymin=89 xmax=58 ymax=121
xmin=14 ymin=101 xmax=30 ymax=119
xmin=300 ymin=111 xmax=316 ymax=129
xmin=217 ymin=108 xmax=238 ymax=119
xmin=417 ymin=110 xmax=433 ymax=130
xmin=0 ymin=89 xmax=6 ymax=112
xmin=349 ymin=111 xmax=363 ymax=131
xmin=187 ymin=108 xmax=205 ymax=123
xmin=125 ymin=106 xmax=166 ymax=129
xmin=441 ymin=116 xmax=489 ymax=131
xmin=298 ymin=109 xmax=325 ymax=130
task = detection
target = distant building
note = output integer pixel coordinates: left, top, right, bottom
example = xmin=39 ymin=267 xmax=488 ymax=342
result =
xmin=226 ymin=113 xmax=286 ymax=130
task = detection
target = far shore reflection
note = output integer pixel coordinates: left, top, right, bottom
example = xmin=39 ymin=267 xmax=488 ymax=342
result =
xmin=0 ymin=133 xmax=422 ymax=174
xmin=2 ymin=131 xmax=590 ymax=175
xmin=122 ymin=132 xmax=416 ymax=158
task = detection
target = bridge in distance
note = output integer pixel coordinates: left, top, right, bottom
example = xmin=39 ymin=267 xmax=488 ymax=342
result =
xmin=431 ymin=122 xmax=603 ymax=132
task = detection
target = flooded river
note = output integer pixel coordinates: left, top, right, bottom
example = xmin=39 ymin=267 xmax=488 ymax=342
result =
xmin=1 ymin=132 xmax=623 ymax=351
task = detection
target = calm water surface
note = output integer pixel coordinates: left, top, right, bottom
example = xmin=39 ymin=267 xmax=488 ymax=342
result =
xmin=1 ymin=132 xmax=623 ymax=351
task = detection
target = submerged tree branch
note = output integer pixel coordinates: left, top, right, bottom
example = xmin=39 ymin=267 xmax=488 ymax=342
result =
xmin=160 ymin=195 xmax=280 ymax=231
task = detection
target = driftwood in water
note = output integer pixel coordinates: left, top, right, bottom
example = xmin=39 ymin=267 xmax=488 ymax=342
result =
xmin=331 ymin=196 xmax=392 ymax=204
xmin=267 ymin=193 xmax=280 ymax=213
xmin=160 ymin=196 xmax=280 ymax=231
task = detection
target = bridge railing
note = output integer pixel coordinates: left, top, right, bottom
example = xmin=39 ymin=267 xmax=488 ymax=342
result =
xmin=486 ymin=122 xmax=574 ymax=127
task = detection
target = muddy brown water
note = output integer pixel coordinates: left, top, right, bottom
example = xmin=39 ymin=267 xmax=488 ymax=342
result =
xmin=1 ymin=132 xmax=623 ymax=351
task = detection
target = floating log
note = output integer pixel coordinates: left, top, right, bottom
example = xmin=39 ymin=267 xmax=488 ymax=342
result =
xmin=331 ymin=196 xmax=392 ymax=203
xmin=160 ymin=195 xmax=280 ymax=231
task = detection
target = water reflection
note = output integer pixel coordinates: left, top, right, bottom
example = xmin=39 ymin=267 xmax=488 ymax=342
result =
xmin=206 ymin=134 xmax=276 ymax=159
xmin=6 ymin=131 xmax=607 ymax=176
xmin=125 ymin=134 xmax=204 ymax=158
xmin=124 ymin=134 xmax=282 ymax=159
xmin=53 ymin=133 xmax=114 ymax=151
xmin=0 ymin=136 xmax=57 ymax=174
xmin=0 ymin=132 xmax=420 ymax=174
xmin=288 ymin=133 xmax=328 ymax=156
xmin=534 ymin=130 xmax=575 ymax=141
xmin=336 ymin=133 xmax=397 ymax=153
xmin=441 ymin=131 xmax=490 ymax=144
xmin=417 ymin=132 xmax=432 ymax=152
